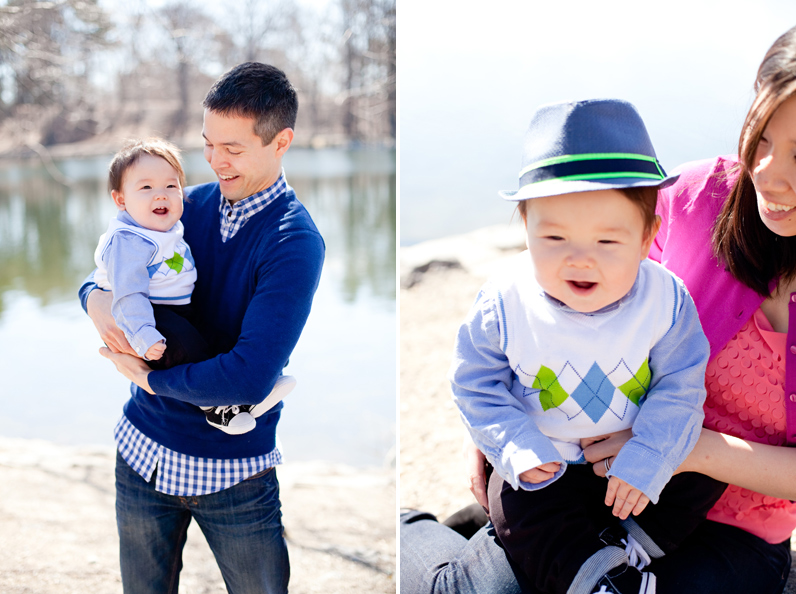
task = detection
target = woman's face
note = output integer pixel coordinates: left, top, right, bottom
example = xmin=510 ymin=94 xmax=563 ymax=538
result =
xmin=752 ymin=94 xmax=796 ymax=237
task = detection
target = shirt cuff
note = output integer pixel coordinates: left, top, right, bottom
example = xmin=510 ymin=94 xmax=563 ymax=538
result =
xmin=129 ymin=326 xmax=166 ymax=359
xmin=608 ymin=441 xmax=674 ymax=504
xmin=78 ymin=280 xmax=102 ymax=313
xmin=502 ymin=436 xmax=564 ymax=491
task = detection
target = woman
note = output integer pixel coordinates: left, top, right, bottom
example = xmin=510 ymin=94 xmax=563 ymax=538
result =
xmin=401 ymin=25 xmax=796 ymax=594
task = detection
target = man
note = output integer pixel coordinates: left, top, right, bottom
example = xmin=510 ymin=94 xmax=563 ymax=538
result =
xmin=80 ymin=62 xmax=325 ymax=593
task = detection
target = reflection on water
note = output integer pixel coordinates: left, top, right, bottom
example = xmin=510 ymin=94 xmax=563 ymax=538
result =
xmin=0 ymin=148 xmax=396 ymax=467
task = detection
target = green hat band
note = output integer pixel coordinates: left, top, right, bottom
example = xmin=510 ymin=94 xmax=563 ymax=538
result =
xmin=518 ymin=153 xmax=665 ymax=190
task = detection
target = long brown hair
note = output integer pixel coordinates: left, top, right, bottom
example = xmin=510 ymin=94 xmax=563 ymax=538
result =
xmin=712 ymin=26 xmax=796 ymax=296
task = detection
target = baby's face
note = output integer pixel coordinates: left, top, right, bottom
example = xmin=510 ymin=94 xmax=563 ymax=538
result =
xmin=524 ymin=189 xmax=656 ymax=313
xmin=112 ymin=154 xmax=183 ymax=232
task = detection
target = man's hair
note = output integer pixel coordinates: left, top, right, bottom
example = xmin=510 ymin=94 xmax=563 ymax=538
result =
xmin=108 ymin=138 xmax=185 ymax=194
xmin=203 ymin=62 xmax=298 ymax=146
xmin=516 ymin=186 xmax=659 ymax=237
xmin=712 ymin=25 xmax=796 ymax=297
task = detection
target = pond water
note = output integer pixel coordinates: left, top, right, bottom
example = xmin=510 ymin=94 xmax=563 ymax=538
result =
xmin=0 ymin=147 xmax=396 ymax=468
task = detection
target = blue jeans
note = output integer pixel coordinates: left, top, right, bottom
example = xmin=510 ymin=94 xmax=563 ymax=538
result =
xmin=400 ymin=510 xmax=791 ymax=594
xmin=115 ymin=452 xmax=289 ymax=594
xmin=400 ymin=510 xmax=528 ymax=594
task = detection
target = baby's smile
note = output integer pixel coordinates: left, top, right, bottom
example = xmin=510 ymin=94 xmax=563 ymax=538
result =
xmin=566 ymin=280 xmax=597 ymax=294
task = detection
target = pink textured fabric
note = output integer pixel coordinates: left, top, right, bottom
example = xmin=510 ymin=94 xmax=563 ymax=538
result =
xmin=703 ymin=309 xmax=796 ymax=543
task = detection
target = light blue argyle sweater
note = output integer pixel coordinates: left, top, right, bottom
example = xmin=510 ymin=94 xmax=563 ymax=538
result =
xmin=451 ymin=252 xmax=709 ymax=502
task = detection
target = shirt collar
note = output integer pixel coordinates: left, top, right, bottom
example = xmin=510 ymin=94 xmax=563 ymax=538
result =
xmin=220 ymin=169 xmax=287 ymax=217
xmin=116 ymin=210 xmax=179 ymax=233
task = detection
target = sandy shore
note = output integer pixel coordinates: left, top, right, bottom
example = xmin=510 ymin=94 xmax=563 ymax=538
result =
xmin=0 ymin=436 xmax=395 ymax=593
xmin=399 ymin=224 xmax=796 ymax=590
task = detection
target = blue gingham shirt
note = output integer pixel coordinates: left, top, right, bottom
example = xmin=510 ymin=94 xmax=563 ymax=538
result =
xmin=219 ymin=170 xmax=287 ymax=242
xmin=115 ymin=173 xmax=289 ymax=496
xmin=115 ymin=417 xmax=283 ymax=496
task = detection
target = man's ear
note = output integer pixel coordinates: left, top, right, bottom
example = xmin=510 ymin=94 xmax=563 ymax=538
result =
xmin=273 ymin=128 xmax=294 ymax=156
xmin=641 ymin=215 xmax=662 ymax=259
xmin=111 ymin=190 xmax=126 ymax=211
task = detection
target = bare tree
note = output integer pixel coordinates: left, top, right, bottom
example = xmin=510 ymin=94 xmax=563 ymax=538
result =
xmin=337 ymin=0 xmax=395 ymax=143
xmin=230 ymin=0 xmax=302 ymax=64
xmin=0 ymin=0 xmax=395 ymax=153
xmin=152 ymin=1 xmax=227 ymax=136
xmin=0 ymin=0 xmax=111 ymax=110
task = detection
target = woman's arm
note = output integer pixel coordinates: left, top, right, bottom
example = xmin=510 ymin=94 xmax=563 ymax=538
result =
xmin=584 ymin=427 xmax=796 ymax=500
xmin=463 ymin=436 xmax=490 ymax=511
xmin=680 ymin=428 xmax=796 ymax=500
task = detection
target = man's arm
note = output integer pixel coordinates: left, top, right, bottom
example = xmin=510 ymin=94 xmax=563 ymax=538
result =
xmin=103 ymin=232 xmax=166 ymax=358
xmin=80 ymin=275 xmax=136 ymax=356
xmin=80 ymin=276 xmax=155 ymax=393
xmin=146 ymin=228 xmax=325 ymax=407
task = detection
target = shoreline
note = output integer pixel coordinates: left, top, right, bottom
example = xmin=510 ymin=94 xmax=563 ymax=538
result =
xmin=0 ymin=435 xmax=395 ymax=593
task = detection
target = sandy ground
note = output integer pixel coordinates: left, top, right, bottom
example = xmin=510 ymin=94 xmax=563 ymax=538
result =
xmin=0 ymin=436 xmax=395 ymax=593
xmin=399 ymin=224 xmax=796 ymax=591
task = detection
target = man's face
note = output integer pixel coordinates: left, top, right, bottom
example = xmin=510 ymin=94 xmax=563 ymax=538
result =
xmin=202 ymin=109 xmax=290 ymax=204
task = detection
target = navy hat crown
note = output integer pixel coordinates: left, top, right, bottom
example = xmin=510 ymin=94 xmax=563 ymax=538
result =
xmin=500 ymin=99 xmax=679 ymax=201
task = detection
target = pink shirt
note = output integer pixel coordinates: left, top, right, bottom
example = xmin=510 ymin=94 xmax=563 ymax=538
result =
xmin=703 ymin=310 xmax=796 ymax=543
xmin=652 ymin=155 xmax=796 ymax=542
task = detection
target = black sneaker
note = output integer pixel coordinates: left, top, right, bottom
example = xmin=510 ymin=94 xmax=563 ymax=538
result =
xmin=202 ymin=405 xmax=256 ymax=435
xmin=591 ymin=563 xmax=656 ymax=594
xmin=240 ymin=375 xmax=297 ymax=418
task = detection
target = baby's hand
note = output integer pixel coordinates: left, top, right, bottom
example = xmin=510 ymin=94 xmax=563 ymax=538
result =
xmin=519 ymin=462 xmax=561 ymax=484
xmin=144 ymin=341 xmax=166 ymax=361
xmin=605 ymin=476 xmax=649 ymax=520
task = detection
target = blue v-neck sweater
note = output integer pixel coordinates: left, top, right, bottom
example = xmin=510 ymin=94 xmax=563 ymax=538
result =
xmin=85 ymin=182 xmax=325 ymax=460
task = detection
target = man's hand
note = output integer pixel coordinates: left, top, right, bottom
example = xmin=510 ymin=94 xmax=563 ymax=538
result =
xmin=463 ymin=438 xmax=489 ymax=512
xmin=605 ymin=476 xmax=649 ymax=519
xmin=145 ymin=341 xmax=166 ymax=361
xmin=99 ymin=347 xmax=155 ymax=394
xmin=86 ymin=289 xmax=136 ymax=356
xmin=518 ymin=462 xmax=561 ymax=484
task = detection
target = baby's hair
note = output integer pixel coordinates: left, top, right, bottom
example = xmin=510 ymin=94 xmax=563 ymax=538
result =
xmin=516 ymin=186 xmax=659 ymax=237
xmin=108 ymin=138 xmax=186 ymax=194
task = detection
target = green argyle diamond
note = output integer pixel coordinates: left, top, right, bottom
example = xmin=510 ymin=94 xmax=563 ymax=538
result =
xmin=618 ymin=359 xmax=651 ymax=406
xmin=533 ymin=365 xmax=569 ymax=411
xmin=164 ymin=252 xmax=184 ymax=273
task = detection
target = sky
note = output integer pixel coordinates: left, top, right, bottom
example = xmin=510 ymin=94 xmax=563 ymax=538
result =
xmin=398 ymin=0 xmax=796 ymax=244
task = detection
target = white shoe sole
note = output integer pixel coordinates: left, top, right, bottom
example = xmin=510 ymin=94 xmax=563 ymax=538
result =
xmin=640 ymin=571 xmax=656 ymax=594
xmin=206 ymin=411 xmax=256 ymax=435
xmin=247 ymin=375 xmax=297 ymax=418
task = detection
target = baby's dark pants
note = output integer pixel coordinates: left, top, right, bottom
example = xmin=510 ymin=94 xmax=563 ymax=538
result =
xmin=145 ymin=303 xmax=210 ymax=370
xmin=488 ymin=464 xmax=727 ymax=594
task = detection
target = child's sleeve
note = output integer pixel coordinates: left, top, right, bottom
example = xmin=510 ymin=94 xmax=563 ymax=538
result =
xmin=607 ymin=278 xmax=709 ymax=503
xmin=102 ymin=231 xmax=165 ymax=359
xmin=450 ymin=284 xmax=565 ymax=491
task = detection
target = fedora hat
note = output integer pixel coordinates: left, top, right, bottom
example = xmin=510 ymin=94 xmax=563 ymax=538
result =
xmin=499 ymin=99 xmax=679 ymax=201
